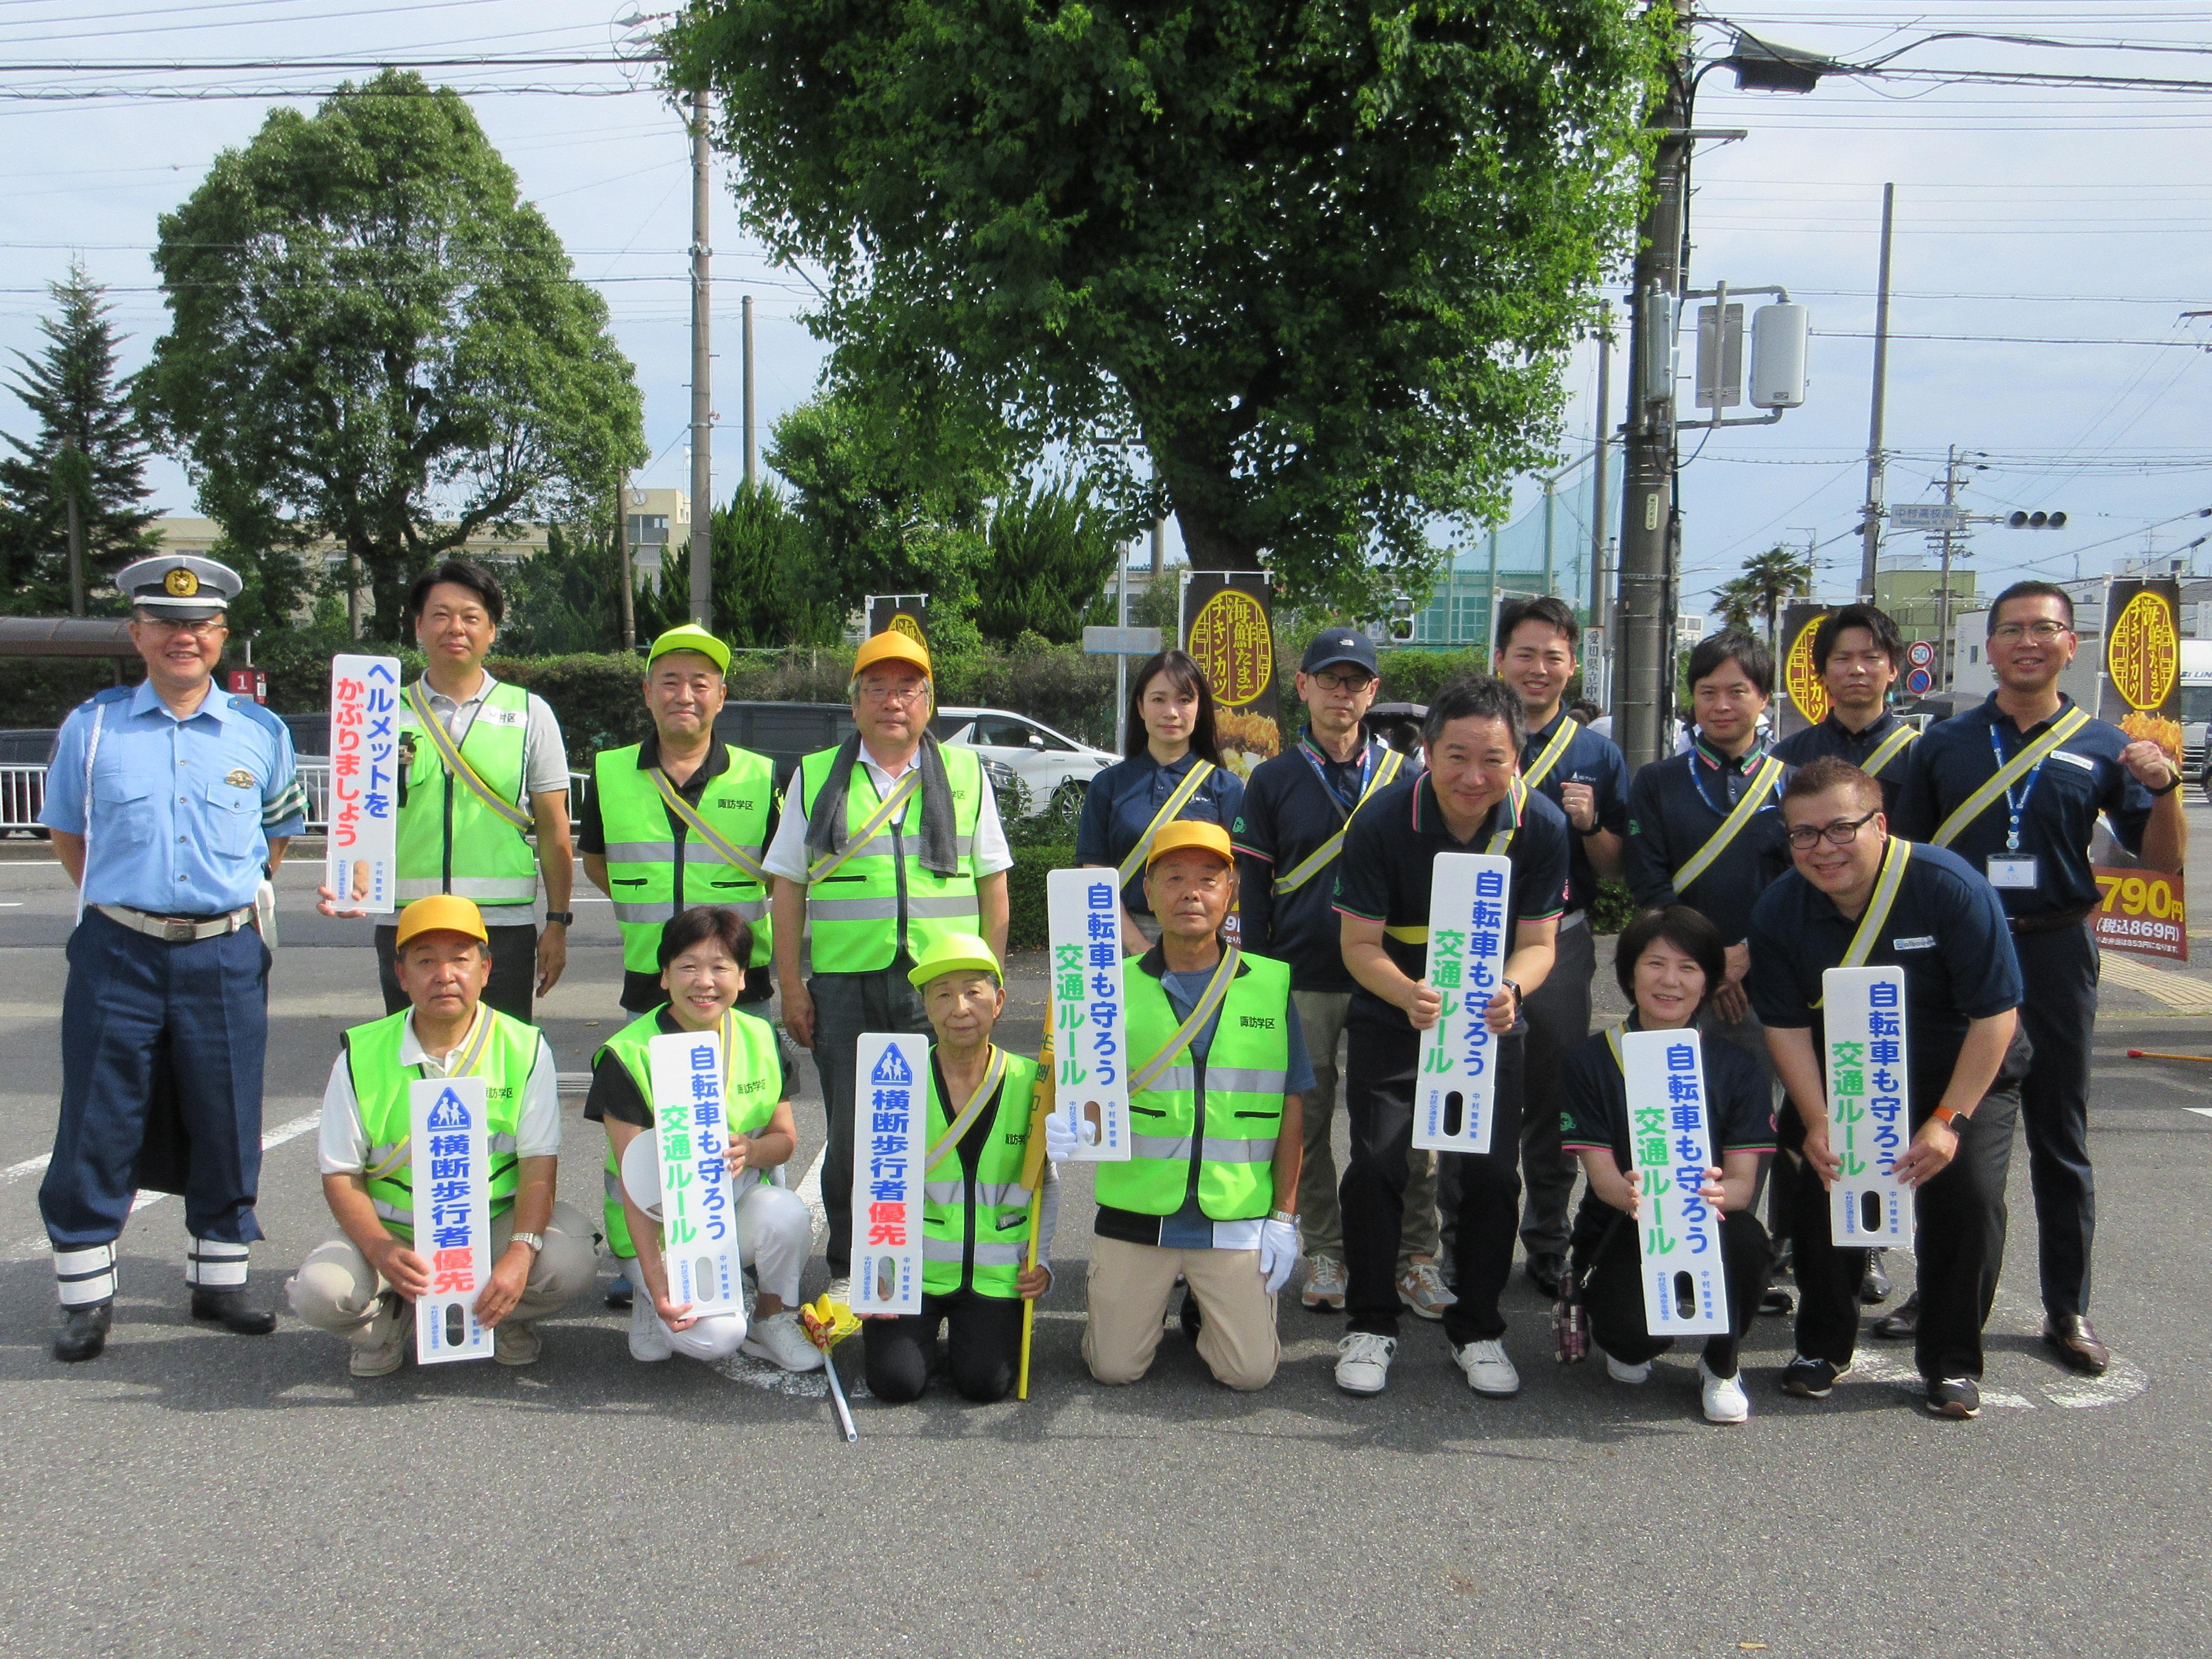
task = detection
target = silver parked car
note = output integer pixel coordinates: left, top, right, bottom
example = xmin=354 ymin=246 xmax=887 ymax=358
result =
xmin=933 ymin=706 xmax=1114 ymax=821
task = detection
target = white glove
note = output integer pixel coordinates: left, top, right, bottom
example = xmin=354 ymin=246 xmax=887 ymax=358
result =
xmin=1256 ymin=1217 xmax=1300 ymax=1296
xmin=1043 ymin=1112 xmax=1079 ymax=1164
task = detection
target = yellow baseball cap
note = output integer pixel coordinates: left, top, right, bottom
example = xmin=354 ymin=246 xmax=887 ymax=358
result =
xmin=853 ymin=629 xmax=932 ymax=680
xmin=906 ymin=931 xmax=1003 ymax=989
xmin=1146 ymin=820 xmax=1235 ymax=870
xmin=394 ymin=894 xmax=490 ymax=950
xmin=646 ymin=622 xmax=731 ymax=674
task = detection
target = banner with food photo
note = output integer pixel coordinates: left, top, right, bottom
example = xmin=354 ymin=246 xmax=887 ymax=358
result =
xmin=1180 ymin=570 xmax=1282 ymax=780
xmin=2090 ymin=576 xmax=2188 ymax=962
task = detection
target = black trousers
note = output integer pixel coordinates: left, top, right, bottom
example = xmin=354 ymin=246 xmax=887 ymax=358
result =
xmin=1582 ymin=1206 xmax=1770 ymax=1377
xmin=1517 ymin=919 xmax=1595 ymax=1259
xmin=2014 ymin=923 xmax=2098 ymax=1319
xmin=377 ymin=920 xmax=539 ymax=1023
xmin=1793 ymin=1080 xmax=2019 ymax=1381
xmin=862 ymin=1289 xmax=1026 ymax=1403
xmin=809 ymin=967 xmax=929 ymax=1276
xmin=1343 ymin=1012 xmax=1523 ymax=1344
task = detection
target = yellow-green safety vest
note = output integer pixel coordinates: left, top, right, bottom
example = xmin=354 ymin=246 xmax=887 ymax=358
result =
xmin=592 ymin=743 xmax=776 ymax=974
xmin=921 ymin=1048 xmax=1041 ymax=1299
xmin=342 ymin=1005 xmax=541 ymax=1240
xmin=396 ymin=679 xmax=538 ymax=908
xmin=594 ymin=1004 xmax=782 ymax=1259
xmin=797 ymin=744 xmax=985 ymax=975
xmin=1094 ymin=952 xmax=1292 ymax=1221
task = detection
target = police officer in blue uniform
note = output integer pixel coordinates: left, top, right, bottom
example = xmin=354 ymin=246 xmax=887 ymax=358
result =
xmin=36 ymin=555 xmax=307 ymax=1362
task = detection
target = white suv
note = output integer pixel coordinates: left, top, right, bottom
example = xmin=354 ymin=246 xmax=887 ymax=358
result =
xmin=934 ymin=706 xmax=1114 ymax=821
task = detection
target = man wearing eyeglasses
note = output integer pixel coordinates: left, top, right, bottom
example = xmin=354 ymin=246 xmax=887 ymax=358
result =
xmin=1749 ymin=758 xmax=2024 ymax=1418
xmin=1891 ymin=581 xmax=2184 ymax=1375
xmin=35 ymin=556 xmax=308 ymax=1362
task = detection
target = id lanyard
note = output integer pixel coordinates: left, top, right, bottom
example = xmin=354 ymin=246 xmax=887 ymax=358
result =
xmin=1990 ymin=723 xmax=2048 ymax=853
xmin=1686 ymin=744 xmax=1770 ymax=818
xmin=1297 ymin=736 xmax=1372 ymax=816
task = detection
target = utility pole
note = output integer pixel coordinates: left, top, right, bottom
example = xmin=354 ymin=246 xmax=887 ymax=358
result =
xmin=1589 ymin=328 xmax=1613 ymax=703
xmin=61 ymin=438 xmax=84 ymax=618
xmin=1936 ymin=443 xmax=1962 ymax=690
xmin=687 ymin=86 xmax=713 ymax=629
xmin=741 ymin=292 xmax=757 ymax=490
xmin=1615 ymin=0 xmax=1696 ymax=770
xmin=1857 ymin=182 xmax=1896 ymax=600
xmin=615 ymin=471 xmax=634 ymax=651
xmin=1541 ymin=475 xmax=1556 ymax=597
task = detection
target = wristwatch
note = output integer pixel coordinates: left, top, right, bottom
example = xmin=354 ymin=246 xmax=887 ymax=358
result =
xmin=1268 ymin=1209 xmax=1298 ymax=1227
xmin=1574 ymin=820 xmax=1604 ymax=838
xmin=1932 ymin=1105 xmax=1972 ymax=1133
xmin=543 ymin=912 xmax=575 ymax=926
xmin=1501 ymin=978 xmax=1524 ymax=1014
xmin=510 ymin=1231 xmax=545 ymax=1254
xmin=2147 ymin=769 xmax=2183 ymax=798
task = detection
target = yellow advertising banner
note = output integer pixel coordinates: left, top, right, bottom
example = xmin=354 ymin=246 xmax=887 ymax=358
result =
xmin=2092 ymin=866 xmax=2188 ymax=963
xmin=2094 ymin=576 xmax=2187 ymax=963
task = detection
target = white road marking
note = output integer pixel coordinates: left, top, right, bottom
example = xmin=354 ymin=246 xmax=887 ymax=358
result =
xmin=2189 ymin=1107 xmax=2212 ymax=1122
xmin=794 ymin=1145 xmax=826 ymax=1244
xmin=0 ymin=1151 xmax=51 ymax=1187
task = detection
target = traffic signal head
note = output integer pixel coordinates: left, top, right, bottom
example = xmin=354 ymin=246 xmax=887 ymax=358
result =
xmin=2007 ymin=511 xmax=2067 ymax=530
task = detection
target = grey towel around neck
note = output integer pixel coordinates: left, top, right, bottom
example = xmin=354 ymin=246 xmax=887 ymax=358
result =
xmin=802 ymin=731 xmax=960 ymax=876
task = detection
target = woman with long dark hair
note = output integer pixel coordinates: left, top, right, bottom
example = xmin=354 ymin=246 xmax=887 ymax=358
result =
xmin=1075 ymin=648 xmax=1244 ymax=950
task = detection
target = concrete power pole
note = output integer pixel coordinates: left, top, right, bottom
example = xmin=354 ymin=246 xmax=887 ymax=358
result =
xmin=1613 ymin=0 xmax=1696 ymax=770
xmin=1857 ymin=183 xmax=1896 ymax=601
xmin=742 ymin=292 xmax=757 ymax=490
xmin=615 ymin=472 xmax=634 ymax=651
xmin=1936 ymin=443 xmax=1963 ymax=690
xmin=688 ymin=86 xmax=713 ymax=629
xmin=1589 ymin=328 xmax=1613 ymax=686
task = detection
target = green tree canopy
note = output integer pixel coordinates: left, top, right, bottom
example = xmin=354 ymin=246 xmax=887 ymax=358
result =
xmin=667 ymin=0 xmax=1662 ymax=613
xmin=638 ymin=479 xmax=846 ymax=649
xmin=0 ymin=261 xmax=159 ymax=615
xmin=1738 ymin=542 xmax=1815 ymax=650
xmin=973 ymin=476 xmax=1123 ymax=646
xmin=139 ymin=69 xmax=648 ymax=642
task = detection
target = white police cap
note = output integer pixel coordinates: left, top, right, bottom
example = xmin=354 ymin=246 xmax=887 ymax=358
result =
xmin=114 ymin=554 xmax=242 ymax=621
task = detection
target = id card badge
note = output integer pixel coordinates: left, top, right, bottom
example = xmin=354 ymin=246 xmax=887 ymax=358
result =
xmin=1986 ymin=854 xmax=2040 ymax=890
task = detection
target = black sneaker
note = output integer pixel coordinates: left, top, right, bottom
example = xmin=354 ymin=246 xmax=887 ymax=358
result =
xmin=1179 ymin=1289 xmax=1203 ymax=1342
xmin=1780 ymin=1354 xmax=1850 ymax=1398
xmin=1759 ymin=1286 xmax=1796 ymax=1316
xmin=1926 ymin=1376 xmax=1981 ymax=1419
xmin=1525 ymin=1252 xmax=1565 ymax=1299
xmin=1861 ymin=1249 xmax=1892 ymax=1304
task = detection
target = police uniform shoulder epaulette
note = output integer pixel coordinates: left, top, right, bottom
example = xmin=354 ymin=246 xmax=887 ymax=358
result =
xmin=80 ymin=685 xmax=136 ymax=712
xmin=229 ymin=698 xmax=291 ymax=742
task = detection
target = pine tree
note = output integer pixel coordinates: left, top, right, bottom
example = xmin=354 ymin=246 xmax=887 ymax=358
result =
xmin=0 ymin=261 xmax=159 ymax=615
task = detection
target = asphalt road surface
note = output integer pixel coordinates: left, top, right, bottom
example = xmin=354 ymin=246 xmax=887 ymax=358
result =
xmin=1 ymin=812 xmax=2209 ymax=1658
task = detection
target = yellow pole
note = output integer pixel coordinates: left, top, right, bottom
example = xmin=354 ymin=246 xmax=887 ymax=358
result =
xmin=1016 ymin=1018 xmax=1055 ymax=1401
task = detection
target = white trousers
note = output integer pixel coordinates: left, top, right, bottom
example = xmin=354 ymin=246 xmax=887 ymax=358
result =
xmin=642 ymin=1178 xmax=812 ymax=1361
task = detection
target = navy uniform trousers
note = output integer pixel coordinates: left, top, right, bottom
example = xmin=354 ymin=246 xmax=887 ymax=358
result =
xmin=41 ymin=908 xmax=271 ymax=1252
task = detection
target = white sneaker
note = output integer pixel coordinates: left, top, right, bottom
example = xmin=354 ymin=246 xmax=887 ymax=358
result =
xmin=1334 ymin=1331 xmax=1396 ymax=1395
xmin=1699 ymin=1357 xmax=1750 ymax=1424
xmin=1602 ymin=1348 xmax=1652 ymax=1386
xmin=741 ymin=1309 xmax=825 ymax=1372
xmin=628 ymin=1291 xmax=672 ymax=1362
xmin=347 ymin=1292 xmax=410 ymax=1377
xmin=1453 ymin=1338 xmax=1521 ymax=1398
xmin=1301 ymin=1254 xmax=1348 ymax=1311
xmin=822 ymin=1276 xmax=851 ymax=1306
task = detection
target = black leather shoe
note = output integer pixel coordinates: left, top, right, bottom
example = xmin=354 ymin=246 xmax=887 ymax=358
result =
xmin=1525 ymin=1252 xmax=1565 ymax=1300
xmin=1179 ymin=1289 xmax=1203 ymax=1342
xmin=1861 ymin=1249 xmax=1892 ymax=1304
xmin=190 ymin=1287 xmax=276 ymax=1336
xmin=1758 ymin=1286 xmax=1794 ymax=1316
xmin=2044 ymin=1314 xmax=2109 ymax=1375
xmin=1870 ymin=1290 xmax=1919 ymax=1340
xmin=605 ymin=1273 xmax=634 ymax=1311
xmin=54 ymin=1302 xmax=112 ymax=1363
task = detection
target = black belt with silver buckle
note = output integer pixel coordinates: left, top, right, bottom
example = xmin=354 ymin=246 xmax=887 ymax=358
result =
xmin=2009 ymin=903 xmax=2094 ymax=937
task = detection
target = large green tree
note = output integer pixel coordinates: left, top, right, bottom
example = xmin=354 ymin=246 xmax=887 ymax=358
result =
xmin=973 ymin=476 xmax=1123 ymax=645
xmin=666 ymin=0 xmax=1662 ymax=612
xmin=638 ymin=479 xmax=846 ymax=649
xmin=140 ymin=69 xmax=647 ymax=641
xmin=0 ymin=261 xmax=159 ymax=616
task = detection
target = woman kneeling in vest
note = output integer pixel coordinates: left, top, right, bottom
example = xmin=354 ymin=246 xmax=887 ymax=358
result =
xmin=586 ymin=906 xmax=822 ymax=1373
xmin=862 ymin=934 xmax=1056 ymax=1404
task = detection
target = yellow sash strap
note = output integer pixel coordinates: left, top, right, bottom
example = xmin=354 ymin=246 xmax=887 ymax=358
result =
xmin=1808 ymin=837 xmax=1915 ymax=1009
xmin=1521 ymin=716 xmax=1579 ymax=792
xmin=359 ymin=1008 xmax=498 ymax=1182
xmin=1671 ymin=755 xmax=1786 ymax=894
xmin=1116 ymin=760 xmax=1217 ymax=887
xmin=405 ymin=681 xmax=535 ymax=833
xmin=807 ymin=768 xmax=920 ymax=883
xmin=923 ymin=1045 xmax=1009 ymax=1176
xmin=1127 ymin=947 xmax=1241 ymax=1097
xmin=1382 ymin=780 xmax=1526 ymax=945
xmin=1271 ymin=749 xmax=1406 ymax=896
xmin=1931 ymin=706 xmax=2091 ymax=847
xmin=651 ymin=766 xmax=770 ymax=885
xmin=1861 ymin=723 xmax=1918 ymax=780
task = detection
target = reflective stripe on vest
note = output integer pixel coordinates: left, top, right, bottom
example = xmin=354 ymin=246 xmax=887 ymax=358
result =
xmin=799 ymin=744 xmax=986 ymax=975
xmin=594 ymin=744 xmax=776 ymax=974
xmin=343 ymin=1005 xmax=541 ymax=1240
xmin=395 ymin=680 xmax=538 ymax=908
xmin=1671 ymin=755 xmax=1786 ymax=894
xmin=1094 ymin=952 xmax=1292 ymax=1222
xmin=919 ymin=1048 xmax=1040 ymax=1298
xmin=593 ymin=1004 xmax=782 ymax=1258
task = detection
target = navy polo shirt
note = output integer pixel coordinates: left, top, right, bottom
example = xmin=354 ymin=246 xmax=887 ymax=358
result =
xmin=1333 ymin=774 xmax=1571 ymax=1028
xmin=1519 ymin=709 xmax=1630 ymax=916
xmin=1889 ymin=693 xmax=2154 ymax=920
xmin=1624 ymin=735 xmax=1793 ymax=947
xmin=1747 ymin=839 xmax=2023 ymax=1110
xmin=1771 ymin=710 xmax=1919 ymax=817
xmin=1076 ymin=750 xmax=1245 ymax=919
xmin=1557 ymin=1021 xmax=1777 ymax=1250
xmin=1233 ymin=734 xmax=1418 ymax=994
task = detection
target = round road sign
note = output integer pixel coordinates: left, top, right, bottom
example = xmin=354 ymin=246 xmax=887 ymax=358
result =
xmin=1906 ymin=640 xmax=1936 ymax=669
xmin=1905 ymin=667 xmax=1934 ymax=694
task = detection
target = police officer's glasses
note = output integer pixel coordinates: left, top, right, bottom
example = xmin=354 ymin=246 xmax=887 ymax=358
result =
xmin=1990 ymin=619 xmax=2070 ymax=644
xmin=1784 ymin=809 xmax=1880 ymax=850
xmin=138 ymin=617 xmax=227 ymax=639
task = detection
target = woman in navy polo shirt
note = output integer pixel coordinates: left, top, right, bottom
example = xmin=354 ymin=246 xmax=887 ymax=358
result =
xmin=1559 ymin=906 xmax=1777 ymax=1425
xmin=1077 ymin=648 xmax=1244 ymax=951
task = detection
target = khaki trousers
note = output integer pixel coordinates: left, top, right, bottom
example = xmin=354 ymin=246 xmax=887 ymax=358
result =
xmin=1083 ymin=1235 xmax=1279 ymax=1391
xmin=1292 ymin=989 xmax=1439 ymax=1267
xmin=288 ymin=1198 xmax=595 ymax=1347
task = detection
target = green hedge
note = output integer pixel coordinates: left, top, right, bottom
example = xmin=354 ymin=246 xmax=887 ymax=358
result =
xmin=1007 ymin=841 xmax=1075 ymax=952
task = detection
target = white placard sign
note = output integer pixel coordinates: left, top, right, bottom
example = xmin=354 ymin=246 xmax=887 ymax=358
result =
xmin=411 ymin=1075 xmax=493 ymax=1365
xmin=1620 ymin=1029 xmax=1732 ymax=1338
xmin=646 ymin=1029 xmax=744 ymax=1318
xmin=1046 ymin=867 xmax=1130 ymax=1162
xmin=326 ymin=654 xmax=402 ymax=914
xmin=1822 ymin=966 xmax=1914 ymax=1247
xmin=850 ymin=1032 xmax=929 ymax=1315
xmin=1412 ymin=852 xmax=1514 ymax=1154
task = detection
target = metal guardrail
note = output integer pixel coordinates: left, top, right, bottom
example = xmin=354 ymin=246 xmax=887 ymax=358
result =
xmin=0 ymin=764 xmax=45 ymax=834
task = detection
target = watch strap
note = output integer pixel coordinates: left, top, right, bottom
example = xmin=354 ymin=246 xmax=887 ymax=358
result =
xmin=510 ymin=1230 xmax=545 ymax=1253
xmin=543 ymin=912 xmax=575 ymax=926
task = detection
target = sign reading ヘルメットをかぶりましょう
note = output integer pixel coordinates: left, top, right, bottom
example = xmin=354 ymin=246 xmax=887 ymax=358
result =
xmin=328 ymin=655 xmax=401 ymax=913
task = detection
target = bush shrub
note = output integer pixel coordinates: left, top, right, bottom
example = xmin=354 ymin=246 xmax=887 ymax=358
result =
xmin=1007 ymin=841 xmax=1076 ymax=951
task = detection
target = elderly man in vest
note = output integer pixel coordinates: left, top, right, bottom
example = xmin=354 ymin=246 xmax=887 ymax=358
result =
xmin=288 ymin=896 xmax=593 ymax=1375
xmin=765 ymin=629 xmax=1014 ymax=1295
xmin=1072 ymin=821 xmax=1308 ymax=1392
